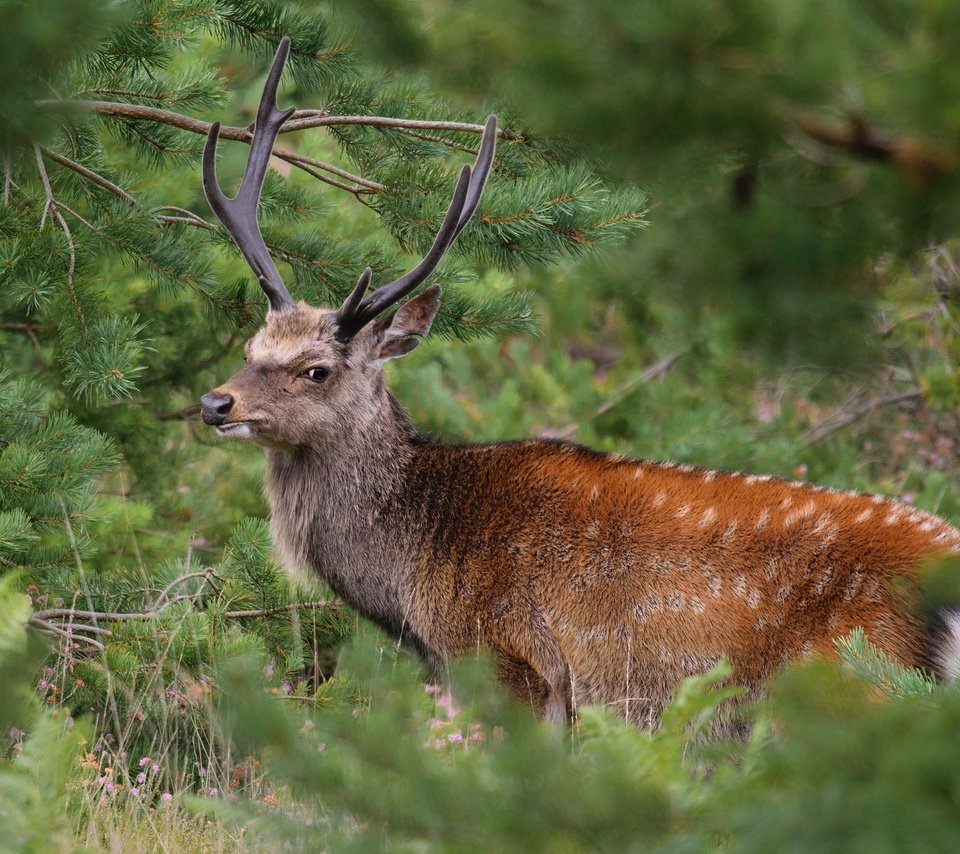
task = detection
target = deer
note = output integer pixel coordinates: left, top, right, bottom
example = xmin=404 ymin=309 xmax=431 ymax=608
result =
xmin=199 ymin=38 xmax=960 ymax=728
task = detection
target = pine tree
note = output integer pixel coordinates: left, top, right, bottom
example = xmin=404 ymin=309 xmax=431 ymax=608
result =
xmin=0 ymin=0 xmax=645 ymax=771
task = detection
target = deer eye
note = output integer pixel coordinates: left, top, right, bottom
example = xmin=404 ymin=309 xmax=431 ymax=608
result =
xmin=302 ymin=366 xmax=330 ymax=383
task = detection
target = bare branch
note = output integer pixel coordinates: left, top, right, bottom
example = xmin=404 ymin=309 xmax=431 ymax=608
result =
xmin=0 ymin=321 xmax=52 ymax=333
xmin=39 ymin=145 xmax=136 ymax=204
xmin=157 ymin=403 xmax=202 ymax=421
xmin=28 ymin=594 xmax=339 ymax=654
xmin=2 ymin=149 xmax=10 ymax=206
xmin=150 ymin=568 xmax=213 ymax=611
xmin=40 ymin=100 xmax=504 ymax=138
xmin=31 ymin=593 xmax=199 ymax=623
xmin=28 ymin=617 xmax=106 ymax=652
xmin=33 ymin=144 xmax=86 ymax=334
xmin=36 ymin=100 xmax=511 ymax=192
xmin=546 ymin=351 xmax=687 ymax=441
xmin=801 ymin=387 xmax=924 ymax=446
xmin=154 ymin=205 xmax=216 ymax=229
xmin=224 ymin=601 xmax=340 ymax=619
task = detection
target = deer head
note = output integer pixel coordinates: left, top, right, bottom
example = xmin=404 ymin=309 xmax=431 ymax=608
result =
xmin=199 ymin=38 xmax=497 ymax=450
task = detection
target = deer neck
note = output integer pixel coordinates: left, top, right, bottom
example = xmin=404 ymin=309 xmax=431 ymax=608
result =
xmin=264 ymin=390 xmax=421 ymax=625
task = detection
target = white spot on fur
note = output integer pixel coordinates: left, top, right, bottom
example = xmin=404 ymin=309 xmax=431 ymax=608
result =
xmin=649 ymin=554 xmax=675 ymax=575
xmin=702 ymin=470 xmax=717 ymax=483
xmin=665 ymin=590 xmax=685 ymax=612
xmin=784 ymin=500 xmax=816 ymax=527
xmin=733 ymin=575 xmax=747 ymax=598
xmin=755 ymin=509 xmax=772 ymax=531
xmin=776 ymin=585 xmax=791 ymax=604
xmin=747 ymin=588 xmax=761 ymax=609
xmin=698 ymin=507 xmax=717 ymax=529
xmin=854 ymin=508 xmax=873 ymax=524
xmin=634 ymin=466 xmax=645 ymax=479
xmin=812 ymin=566 xmax=835 ymax=597
xmin=689 ymin=596 xmax=705 ymax=615
xmin=653 ymin=491 xmax=667 ymax=508
xmin=590 ymin=484 xmax=599 ymax=501
xmin=843 ymin=570 xmax=864 ymax=601
xmin=678 ymin=464 xmax=695 ymax=473
xmin=707 ymin=575 xmax=722 ymax=598
xmin=779 ymin=496 xmax=794 ymax=511
xmin=675 ymin=504 xmax=690 ymax=519
xmin=722 ymin=520 xmax=739 ymax=543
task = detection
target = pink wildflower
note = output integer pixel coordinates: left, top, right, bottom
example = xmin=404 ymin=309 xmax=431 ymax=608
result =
xmin=160 ymin=792 xmax=173 ymax=802
xmin=138 ymin=756 xmax=150 ymax=767
xmin=447 ymin=731 xmax=463 ymax=744
xmin=129 ymin=787 xmax=140 ymax=797
xmin=136 ymin=772 xmax=146 ymax=784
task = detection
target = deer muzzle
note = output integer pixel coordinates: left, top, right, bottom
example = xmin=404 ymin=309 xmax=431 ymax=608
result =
xmin=200 ymin=390 xmax=235 ymax=426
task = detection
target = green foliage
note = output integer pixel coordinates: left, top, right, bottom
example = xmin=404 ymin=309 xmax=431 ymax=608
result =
xmin=0 ymin=574 xmax=86 ymax=853
xmin=719 ymin=663 xmax=960 ymax=854
xmin=208 ymin=638 xmax=960 ymax=852
xmin=835 ymin=626 xmax=940 ymax=698
xmin=211 ymin=639 xmax=737 ymax=851
xmin=409 ymin=0 xmax=960 ymax=361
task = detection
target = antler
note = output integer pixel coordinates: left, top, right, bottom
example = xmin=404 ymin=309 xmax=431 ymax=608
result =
xmin=203 ymin=37 xmax=297 ymax=313
xmin=334 ymin=114 xmax=498 ymax=342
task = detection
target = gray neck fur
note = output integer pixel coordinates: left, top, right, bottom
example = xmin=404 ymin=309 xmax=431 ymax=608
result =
xmin=265 ymin=389 xmax=420 ymax=633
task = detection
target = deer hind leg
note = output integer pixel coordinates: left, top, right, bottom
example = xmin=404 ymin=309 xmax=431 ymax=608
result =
xmin=494 ymin=651 xmax=574 ymax=722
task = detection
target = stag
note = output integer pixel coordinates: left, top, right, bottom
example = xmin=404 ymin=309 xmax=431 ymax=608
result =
xmin=200 ymin=38 xmax=960 ymax=727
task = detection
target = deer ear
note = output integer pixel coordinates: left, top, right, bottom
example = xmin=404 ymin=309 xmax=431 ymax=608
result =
xmin=372 ymin=285 xmax=441 ymax=363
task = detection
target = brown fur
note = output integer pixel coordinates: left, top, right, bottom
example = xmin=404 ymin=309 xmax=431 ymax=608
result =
xmin=204 ymin=299 xmax=960 ymax=727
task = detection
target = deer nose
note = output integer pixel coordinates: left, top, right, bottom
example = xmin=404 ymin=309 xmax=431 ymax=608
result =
xmin=200 ymin=391 xmax=234 ymax=426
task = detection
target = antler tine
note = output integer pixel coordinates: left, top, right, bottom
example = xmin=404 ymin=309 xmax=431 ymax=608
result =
xmin=203 ymin=37 xmax=297 ymax=313
xmin=452 ymin=113 xmax=498 ymax=240
xmin=335 ymin=114 xmax=499 ymax=340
